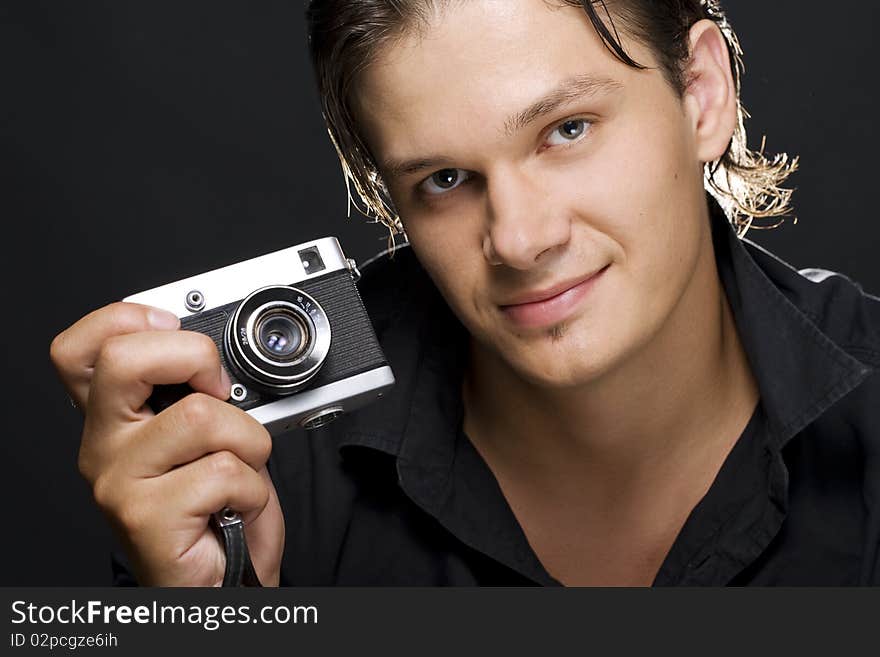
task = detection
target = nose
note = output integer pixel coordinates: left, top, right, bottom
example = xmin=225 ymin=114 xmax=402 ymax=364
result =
xmin=482 ymin=167 xmax=571 ymax=270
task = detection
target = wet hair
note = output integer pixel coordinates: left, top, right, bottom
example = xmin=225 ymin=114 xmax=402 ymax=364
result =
xmin=306 ymin=0 xmax=798 ymax=239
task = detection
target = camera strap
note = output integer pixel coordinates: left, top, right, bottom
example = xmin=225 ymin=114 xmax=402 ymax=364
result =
xmin=213 ymin=509 xmax=262 ymax=587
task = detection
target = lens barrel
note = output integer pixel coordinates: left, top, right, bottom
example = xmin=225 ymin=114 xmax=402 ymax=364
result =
xmin=224 ymin=286 xmax=331 ymax=392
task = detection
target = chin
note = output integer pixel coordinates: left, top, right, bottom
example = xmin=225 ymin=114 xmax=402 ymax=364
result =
xmin=506 ymin=340 xmax=615 ymax=390
xmin=514 ymin=362 xmax=602 ymax=390
xmin=471 ymin=311 xmax=625 ymax=388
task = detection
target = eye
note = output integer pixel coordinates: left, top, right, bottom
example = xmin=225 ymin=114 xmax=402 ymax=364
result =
xmin=545 ymin=118 xmax=592 ymax=148
xmin=419 ymin=168 xmax=471 ymax=196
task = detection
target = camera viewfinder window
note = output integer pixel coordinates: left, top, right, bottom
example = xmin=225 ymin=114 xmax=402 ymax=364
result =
xmin=298 ymin=247 xmax=326 ymax=274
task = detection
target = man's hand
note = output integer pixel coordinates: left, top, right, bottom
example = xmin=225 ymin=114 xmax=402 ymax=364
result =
xmin=50 ymin=302 xmax=285 ymax=586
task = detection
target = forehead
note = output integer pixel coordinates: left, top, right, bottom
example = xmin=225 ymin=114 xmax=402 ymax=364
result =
xmin=354 ymin=0 xmax=658 ymax=154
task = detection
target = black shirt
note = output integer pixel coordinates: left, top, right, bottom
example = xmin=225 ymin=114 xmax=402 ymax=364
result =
xmin=114 ymin=197 xmax=880 ymax=585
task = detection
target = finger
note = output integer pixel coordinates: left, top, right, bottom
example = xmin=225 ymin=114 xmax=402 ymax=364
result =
xmin=88 ymin=330 xmax=230 ymax=424
xmin=50 ymin=302 xmax=181 ymax=407
xmin=242 ymin=466 xmax=284 ymax=585
xmin=162 ymin=450 xmax=271 ymax=522
xmin=95 ymin=454 xmax=268 ymax=582
xmin=120 ymin=393 xmax=272 ymax=477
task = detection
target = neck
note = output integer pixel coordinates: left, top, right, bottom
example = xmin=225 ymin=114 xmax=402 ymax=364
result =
xmin=462 ymin=218 xmax=759 ymax=501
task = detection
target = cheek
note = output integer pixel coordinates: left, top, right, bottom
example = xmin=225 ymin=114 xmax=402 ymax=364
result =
xmin=405 ymin=218 xmax=485 ymax=312
xmin=581 ymin=108 xmax=698 ymax=276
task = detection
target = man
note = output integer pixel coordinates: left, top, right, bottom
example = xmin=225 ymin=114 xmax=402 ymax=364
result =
xmin=51 ymin=0 xmax=880 ymax=586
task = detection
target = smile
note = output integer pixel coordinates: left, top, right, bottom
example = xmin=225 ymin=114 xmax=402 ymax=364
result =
xmin=499 ymin=265 xmax=610 ymax=329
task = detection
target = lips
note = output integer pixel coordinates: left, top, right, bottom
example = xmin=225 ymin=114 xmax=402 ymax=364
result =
xmin=499 ymin=264 xmax=610 ymax=329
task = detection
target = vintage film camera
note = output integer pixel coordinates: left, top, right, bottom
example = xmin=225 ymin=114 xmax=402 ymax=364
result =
xmin=124 ymin=237 xmax=394 ymax=434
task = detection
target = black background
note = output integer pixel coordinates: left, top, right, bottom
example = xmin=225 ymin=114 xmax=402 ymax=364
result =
xmin=2 ymin=1 xmax=878 ymax=585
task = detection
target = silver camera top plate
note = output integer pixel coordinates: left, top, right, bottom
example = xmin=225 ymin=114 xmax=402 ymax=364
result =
xmin=123 ymin=237 xmax=348 ymax=316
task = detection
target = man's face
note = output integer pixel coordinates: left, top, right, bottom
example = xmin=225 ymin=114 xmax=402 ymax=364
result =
xmin=356 ymin=0 xmax=712 ymax=388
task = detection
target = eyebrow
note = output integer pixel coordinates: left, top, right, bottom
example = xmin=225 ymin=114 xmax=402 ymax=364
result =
xmin=380 ymin=73 xmax=623 ymax=181
xmin=504 ymin=73 xmax=622 ymax=137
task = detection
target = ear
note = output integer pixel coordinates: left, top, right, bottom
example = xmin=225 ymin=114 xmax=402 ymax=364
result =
xmin=682 ymin=20 xmax=738 ymax=163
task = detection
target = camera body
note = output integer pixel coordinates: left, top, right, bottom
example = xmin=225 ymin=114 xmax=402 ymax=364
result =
xmin=124 ymin=237 xmax=394 ymax=434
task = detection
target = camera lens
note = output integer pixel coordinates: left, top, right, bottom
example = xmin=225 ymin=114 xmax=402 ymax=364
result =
xmin=224 ymin=286 xmax=332 ymax=393
xmin=256 ymin=311 xmax=307 ymax=360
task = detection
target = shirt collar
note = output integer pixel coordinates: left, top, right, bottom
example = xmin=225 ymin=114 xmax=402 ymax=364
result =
xmin=708 ymin=196 xmax=873 ymax=449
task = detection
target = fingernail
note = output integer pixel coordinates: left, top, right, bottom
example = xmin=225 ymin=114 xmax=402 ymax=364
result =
xmin=219 ymin=366 xmax=232 ymax=395
xmin=147 ymin=308 xmax=180 ymax=330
